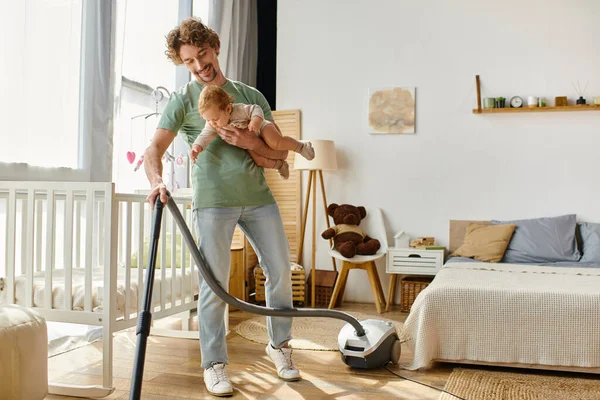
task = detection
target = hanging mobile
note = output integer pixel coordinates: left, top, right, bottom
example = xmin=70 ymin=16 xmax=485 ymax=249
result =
xmin=126 ymin=119 xmax=136 ymax=164
xmin=130 ymin=86 xmax=171 ymax=172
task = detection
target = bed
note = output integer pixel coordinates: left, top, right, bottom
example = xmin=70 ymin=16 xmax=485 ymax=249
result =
xmin=400 ymin=219 xmax=600 ymax=374
xmin=0 ymin=181 xmax=202 ymax=397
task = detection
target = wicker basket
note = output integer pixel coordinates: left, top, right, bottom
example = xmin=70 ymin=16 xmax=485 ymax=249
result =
xmin=400 ymin=276 xmax=433 ymax=312
xmin=306 ymin=270 xmax=338 ymax=307
xmin=254 ymin=265 xmax=306 ymax=305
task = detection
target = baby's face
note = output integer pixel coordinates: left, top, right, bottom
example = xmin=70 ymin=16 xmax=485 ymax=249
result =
xmin=202 ymin=105 xmax=230 ymax=129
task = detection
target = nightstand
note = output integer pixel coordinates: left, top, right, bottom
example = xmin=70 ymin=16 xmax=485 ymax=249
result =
xmin=385 ymin=247 xmax=444 ymax=312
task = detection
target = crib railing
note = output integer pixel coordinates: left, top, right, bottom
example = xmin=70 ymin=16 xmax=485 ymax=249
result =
xmin=0 ymin=182 xmax=198 ymax=324
xmin=0 ymin=181 xmax=200 ymax=396
xmin=0 ymin=182 xmax=116 ymax=319
xmin=112 ymin=192 xmax=197 ymax=329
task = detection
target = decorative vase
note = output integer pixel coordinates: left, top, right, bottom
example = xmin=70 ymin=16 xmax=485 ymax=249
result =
xmin=528 ymin=96 xmax=538 ymax=108
xmin=576 ymin=96 xmax=586 ymax=105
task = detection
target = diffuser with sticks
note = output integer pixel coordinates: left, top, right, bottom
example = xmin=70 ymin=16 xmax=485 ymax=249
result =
xmin=572 ymin=80 xmax=589 ymax=105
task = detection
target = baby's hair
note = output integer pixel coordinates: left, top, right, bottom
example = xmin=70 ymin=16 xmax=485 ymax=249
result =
xmin=198 ymin=85 xmax=234 ymax=114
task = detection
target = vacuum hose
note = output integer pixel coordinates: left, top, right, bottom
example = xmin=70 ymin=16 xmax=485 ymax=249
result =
xmin=165 ymin=195 xmax=366 ymax=337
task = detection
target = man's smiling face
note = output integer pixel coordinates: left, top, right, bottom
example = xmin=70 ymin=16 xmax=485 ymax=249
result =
xmin=180 ymin=44 xmax=221 ymax=84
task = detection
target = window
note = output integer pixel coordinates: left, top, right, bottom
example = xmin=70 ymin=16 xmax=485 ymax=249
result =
xmin=113 ymin=0 xmax=179 ymax=193
xmin=121 ymin=1 xmax=180 ymax=91
xmin=113 ymin=0 xmax=210 ymax=193
xmin=193 ymin=0 xmax=210 ymax=24
xmin=0 ymin=0 xmax=83 ymax=169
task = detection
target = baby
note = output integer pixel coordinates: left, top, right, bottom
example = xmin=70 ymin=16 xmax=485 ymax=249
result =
xmin=190 ymin=85 xmax=314 ymax=179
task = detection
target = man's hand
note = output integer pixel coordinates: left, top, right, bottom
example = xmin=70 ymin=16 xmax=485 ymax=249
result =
xmin=219 ymin=125 xmax=288 ymax=160
xmin=145 ymin=181 xmax=168 ymax=209
xmin=217 ymin=126 xmax=259 ymax=150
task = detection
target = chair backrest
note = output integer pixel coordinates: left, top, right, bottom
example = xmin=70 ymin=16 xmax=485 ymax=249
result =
xmin=359 ymin=207 xmax=388 ymax=254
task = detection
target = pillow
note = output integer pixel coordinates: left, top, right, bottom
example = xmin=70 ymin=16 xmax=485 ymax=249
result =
xmin=579 ymin=222 xmax=600 ymax=262
xmin=491 ymin=214 xmax=580 ymax=263
xmin=451 ymin=223 xmax=516 ymax=263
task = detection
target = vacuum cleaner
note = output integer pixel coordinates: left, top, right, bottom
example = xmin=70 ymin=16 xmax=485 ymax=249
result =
xmin=130 ymin=194 xmax=401 ymax=399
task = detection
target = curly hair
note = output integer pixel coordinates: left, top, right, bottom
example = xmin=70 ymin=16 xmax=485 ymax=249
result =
xmin=165 ymin=17 xmax=220 ymax=65
xmin=198 ymin=85 xmax=234 ymax=114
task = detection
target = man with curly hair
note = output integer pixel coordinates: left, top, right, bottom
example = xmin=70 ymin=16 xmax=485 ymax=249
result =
xmin=143 ymin=17 xmax=300 ymax=397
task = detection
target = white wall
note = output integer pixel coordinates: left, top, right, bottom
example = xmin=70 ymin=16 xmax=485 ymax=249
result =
xmin=277 ymin=0 xmax=600 ymax=304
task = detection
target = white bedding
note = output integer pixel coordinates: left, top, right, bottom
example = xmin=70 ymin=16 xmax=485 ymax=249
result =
xmin=0 ymin=267 xmax=199 ymax=318
xmin=400 ymin=262 xmax=600 ymax=370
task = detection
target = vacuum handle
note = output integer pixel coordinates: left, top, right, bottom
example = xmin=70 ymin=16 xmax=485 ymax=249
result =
xmin=141 ymin=196 xmax=163 ymax=311
xmin=130 ymin=195 xmax=165 ymax=400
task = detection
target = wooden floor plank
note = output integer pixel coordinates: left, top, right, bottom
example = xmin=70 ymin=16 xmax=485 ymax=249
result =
xmin=46 ymin=303 xmax=450 ymax=399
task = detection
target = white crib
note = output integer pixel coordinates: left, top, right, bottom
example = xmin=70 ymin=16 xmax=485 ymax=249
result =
xmin=0 ymin=181 xmax=205 ymax=398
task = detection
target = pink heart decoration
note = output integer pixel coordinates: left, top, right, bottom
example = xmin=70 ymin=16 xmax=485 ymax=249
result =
xmin=126 ymin=151 xmax=136 ymax=164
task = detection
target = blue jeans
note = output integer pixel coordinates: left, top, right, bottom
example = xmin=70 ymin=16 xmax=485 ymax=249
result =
xmin=193 ymin=204 xmax=293 ymax=368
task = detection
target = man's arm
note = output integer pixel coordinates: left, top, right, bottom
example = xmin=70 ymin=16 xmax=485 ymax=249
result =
xmin=222 ymin=87 xmax=287 ymax=158
xmin=217 ymin=126 xmax=288 ymax=160
xmin=144 ymin=128 xmax=176 ymax=207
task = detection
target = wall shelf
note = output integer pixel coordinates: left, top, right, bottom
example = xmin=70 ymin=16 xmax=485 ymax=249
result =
xmin=473 ymin=75 xmax=600 ymax=114
xmin=473 ymin=105 xmax=600 ymax=114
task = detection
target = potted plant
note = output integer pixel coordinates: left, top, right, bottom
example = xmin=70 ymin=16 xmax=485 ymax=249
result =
xmin=495 ymin=97 xmax=506 ymax=108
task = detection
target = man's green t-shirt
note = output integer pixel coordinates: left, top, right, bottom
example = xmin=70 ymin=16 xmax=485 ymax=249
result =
xmin=157 ymin=79 xmax=276 ymax=209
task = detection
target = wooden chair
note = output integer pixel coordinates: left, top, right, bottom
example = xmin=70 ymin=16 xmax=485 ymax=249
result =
xmin=327 ymin=208 xmax=388 ymax=313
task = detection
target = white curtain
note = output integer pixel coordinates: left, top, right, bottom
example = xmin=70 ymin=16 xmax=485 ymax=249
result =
xmin=0 ymin=1 xmax=84 ymax=180
xmin=78 ymin=0 xmax=119 ymax=182
xmin=0 ymin=0 xmax=120 ymax=182
xmin=209 ymin=0 xmax=258 ymax=86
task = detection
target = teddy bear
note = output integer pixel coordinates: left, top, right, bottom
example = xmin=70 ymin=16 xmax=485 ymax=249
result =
xmin=321 ymin=203 xmax=381 ymax=258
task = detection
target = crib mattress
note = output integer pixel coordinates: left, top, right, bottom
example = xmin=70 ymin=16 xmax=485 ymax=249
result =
xmin=0 ymin=267 xmax=199 ymax=318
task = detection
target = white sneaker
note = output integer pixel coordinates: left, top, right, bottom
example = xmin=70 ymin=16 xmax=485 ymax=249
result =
xmin=204 ymin=362 xmax=233 ymax=397
xmin=266 ymin=344 xmax=301 ymax=381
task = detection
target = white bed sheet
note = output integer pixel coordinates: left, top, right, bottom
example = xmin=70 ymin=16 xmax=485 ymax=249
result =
xmin=0 ymin=267 xmax=199 ymax=318
xmin=401 ymin=262 xmax=600 ymax=370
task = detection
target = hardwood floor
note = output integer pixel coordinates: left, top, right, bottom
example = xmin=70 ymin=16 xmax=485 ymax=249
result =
xmin=45 ymin=303 xmax=455 ymax=400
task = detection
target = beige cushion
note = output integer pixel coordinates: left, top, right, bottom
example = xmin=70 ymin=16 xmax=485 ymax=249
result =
xmin=451 ymin=223 xmax=516 ymax=263
xmin=0 ymin=304 xmax=48 ymax=400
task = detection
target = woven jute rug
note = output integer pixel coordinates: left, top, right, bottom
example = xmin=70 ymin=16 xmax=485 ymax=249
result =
xmin=440 ymin=368 xmax=600 ymax=400
xmin=235 ymin=312 xmax=403 ymax=351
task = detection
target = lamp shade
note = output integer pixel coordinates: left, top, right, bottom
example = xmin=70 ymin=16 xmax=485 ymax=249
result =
xmin=293 ymin=140 xmax=338 ymax=170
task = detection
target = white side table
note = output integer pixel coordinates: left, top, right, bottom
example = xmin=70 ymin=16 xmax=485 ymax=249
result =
xmin=385 ymin=247 xmax=444 ymax=312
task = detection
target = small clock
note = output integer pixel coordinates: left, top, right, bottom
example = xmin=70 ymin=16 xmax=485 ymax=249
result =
xmin=510 ymin=96 xmax=523 ymax=108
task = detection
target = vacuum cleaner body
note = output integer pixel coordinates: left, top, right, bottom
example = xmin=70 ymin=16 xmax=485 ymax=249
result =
xmin=338 ymin=319 xmax=401 ymax=369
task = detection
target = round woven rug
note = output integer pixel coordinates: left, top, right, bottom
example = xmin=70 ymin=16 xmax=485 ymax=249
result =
xmin=234 ymin=312 xmax=403 ymax=351
xmin=440 ymin=368 xmax=600 ymax=400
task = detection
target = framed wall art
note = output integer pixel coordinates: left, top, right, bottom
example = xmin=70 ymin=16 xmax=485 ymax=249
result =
xmin=367 ymin=87 xmax=416 ymax=134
